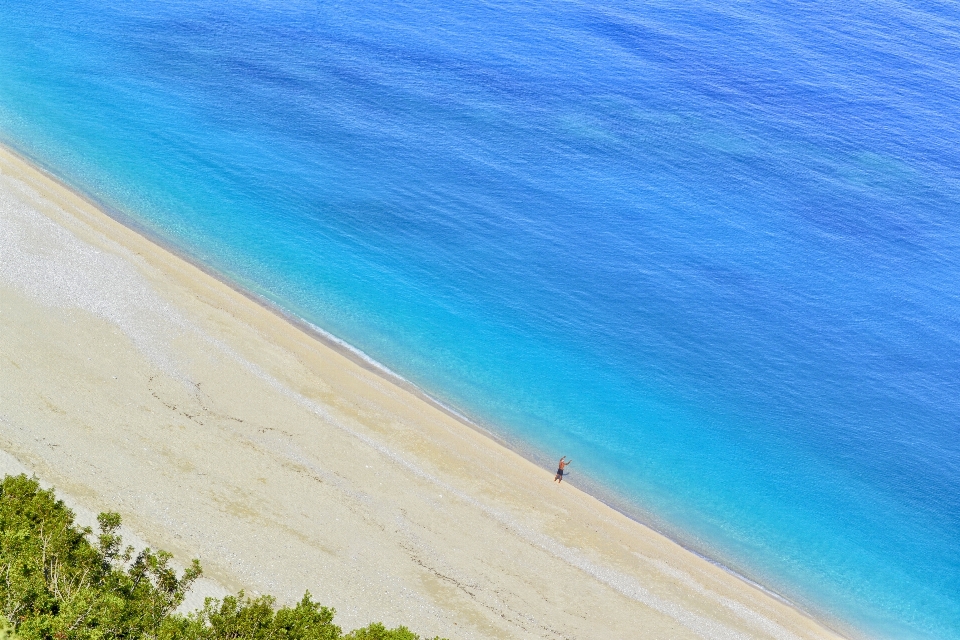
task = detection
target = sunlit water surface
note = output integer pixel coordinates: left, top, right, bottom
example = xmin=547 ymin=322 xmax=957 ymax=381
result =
xmin=1 ymin=1 xmax=958 ymax=637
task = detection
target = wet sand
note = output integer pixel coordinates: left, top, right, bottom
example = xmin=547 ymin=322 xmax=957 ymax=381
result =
xmin=0 ymin=144 xmax=847 ymax=640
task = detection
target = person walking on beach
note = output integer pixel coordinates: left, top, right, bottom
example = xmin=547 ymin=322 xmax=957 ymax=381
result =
xmin=554 ymin=456 xmax=571 ymax=482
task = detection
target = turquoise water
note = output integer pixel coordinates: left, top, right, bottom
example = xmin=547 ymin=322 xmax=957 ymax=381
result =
xmin=1 ymin=1 xmax=959 ymax=637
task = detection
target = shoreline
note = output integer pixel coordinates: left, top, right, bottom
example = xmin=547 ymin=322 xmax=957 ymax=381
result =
xmin=0 ymin=140 xmax=852 ymax=640
xmin=0 ymin=139 xmax=816 ymax=624
xmin=0 ymin=136 xmax=514 ymax=458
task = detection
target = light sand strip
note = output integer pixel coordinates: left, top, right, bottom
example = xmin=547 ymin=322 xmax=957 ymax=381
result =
xmin=0 ymin=144 xmax=852 ymax=640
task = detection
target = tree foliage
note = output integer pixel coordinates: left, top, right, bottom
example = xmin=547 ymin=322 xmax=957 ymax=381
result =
xmin=0 ymin=476 xmax=444 ymax=640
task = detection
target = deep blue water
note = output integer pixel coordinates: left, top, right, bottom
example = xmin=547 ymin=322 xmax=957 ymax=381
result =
xmin=1 ymin=0 xmax=959 ymax=637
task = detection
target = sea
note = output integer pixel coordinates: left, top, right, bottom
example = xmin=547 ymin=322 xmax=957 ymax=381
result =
xmin=1 ymin=1 xmax=958 ymax=637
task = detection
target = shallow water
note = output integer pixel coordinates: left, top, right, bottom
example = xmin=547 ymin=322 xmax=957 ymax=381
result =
xmin=1 ymin=1 xmax=958 ymax=637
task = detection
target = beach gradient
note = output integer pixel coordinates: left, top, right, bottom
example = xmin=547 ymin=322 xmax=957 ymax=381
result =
xmin=0 ymin=145 xmax=845 ymax=640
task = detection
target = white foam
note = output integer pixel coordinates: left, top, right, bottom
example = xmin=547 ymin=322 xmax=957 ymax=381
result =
xmin=0 ymin=166 xmax=787 ymax=639
xmin=199 ymin=330 xmax=760 ymax=640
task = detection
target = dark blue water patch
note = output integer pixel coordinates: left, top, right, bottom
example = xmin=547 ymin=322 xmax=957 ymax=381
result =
xmin=1 ymin=1 xmax=959 ymax=637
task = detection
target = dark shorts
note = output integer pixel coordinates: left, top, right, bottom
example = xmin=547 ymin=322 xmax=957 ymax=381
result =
xmin=556 ymin=468 xmax=563 ymax=476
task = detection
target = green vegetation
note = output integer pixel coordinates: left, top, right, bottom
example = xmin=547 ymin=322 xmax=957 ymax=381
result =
xmin=0 ymin=475 xmax=444 ymax=640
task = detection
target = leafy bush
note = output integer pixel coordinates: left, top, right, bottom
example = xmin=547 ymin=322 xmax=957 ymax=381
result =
xmin=159 ymin=592 xmax=341 ymax=640
xmin=0 ymin=476 xmax=445 ymax=640
xmin=342 ymin=623 xmax=421 ymax=640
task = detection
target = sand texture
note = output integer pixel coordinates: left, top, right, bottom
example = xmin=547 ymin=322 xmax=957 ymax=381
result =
xmin=0 ymin=145 xmax=846 ymax=640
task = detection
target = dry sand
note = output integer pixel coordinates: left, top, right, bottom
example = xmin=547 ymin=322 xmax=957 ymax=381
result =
xmin=0 ymin=144 xmax=847 ymax=640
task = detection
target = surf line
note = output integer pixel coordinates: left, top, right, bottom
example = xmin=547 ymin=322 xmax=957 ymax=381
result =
xmin=197 ymin=326 xmax=795 ymax=640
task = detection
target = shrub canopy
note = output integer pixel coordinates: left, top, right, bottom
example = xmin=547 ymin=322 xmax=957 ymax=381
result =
xmin=0 ymin=475 xmax=443 ymax=640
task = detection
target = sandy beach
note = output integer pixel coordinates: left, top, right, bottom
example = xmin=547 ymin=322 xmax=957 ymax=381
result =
xmin=0 ymin=144 xmax=846 ymax=640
